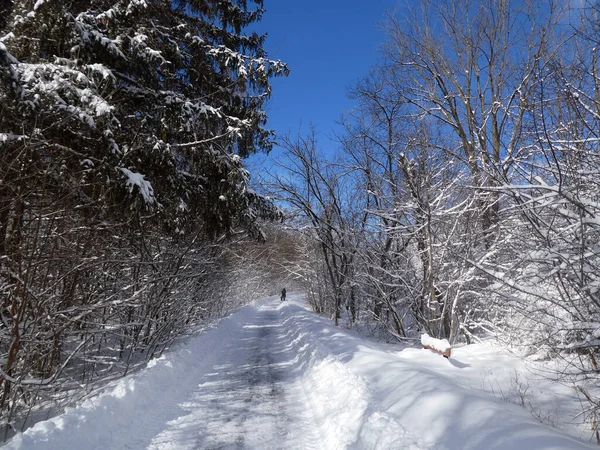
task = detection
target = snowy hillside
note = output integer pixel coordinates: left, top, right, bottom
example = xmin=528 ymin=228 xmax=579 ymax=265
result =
xmin=5 ymin=293 xmax=595 ymax=449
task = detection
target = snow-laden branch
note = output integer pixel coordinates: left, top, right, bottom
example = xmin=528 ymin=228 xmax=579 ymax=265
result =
xmin=0 ymin=339 xmax=88 ymax=387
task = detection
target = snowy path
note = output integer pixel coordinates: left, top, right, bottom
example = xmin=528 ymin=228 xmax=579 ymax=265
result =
xmin=5 ymin=293 xmax=596 ymax=450
xmin=147 ymin=308 xmax=321 ymax=449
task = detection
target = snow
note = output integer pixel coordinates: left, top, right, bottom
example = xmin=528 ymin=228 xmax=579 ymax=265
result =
xmin=119 ymin=168 xmax=156 ymax=205
xmin=73 ymin=16 xmax=125 ymax=59
xmin=177 ymin=199 xmax=187 ymax=212
xmin=5 ymin=293 xmax=595 ymax=449
xmin=0 ymin=133 xmax=26 ymax=144
xmin=0 ymin=41 xmax=18 ymax=64
xmin=421 ymin=333 xmax=451 ymax=353
xmin=0 ymin=33 xmax=14 ymax=43
xmin=79 ymin=88 xmax=113 ymax=117
xmin=126 ymin=0 xmax=148 ymax=15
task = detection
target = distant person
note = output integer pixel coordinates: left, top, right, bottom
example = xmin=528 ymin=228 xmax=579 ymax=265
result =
xmin=281 ymin=287 xmax=286 ymax=302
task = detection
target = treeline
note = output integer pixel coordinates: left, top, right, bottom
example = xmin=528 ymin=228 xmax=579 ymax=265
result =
xmin=0 ymin=0 xmax=286 ymax=437
xmin=272 ymin=0 xmax=600 ymax=437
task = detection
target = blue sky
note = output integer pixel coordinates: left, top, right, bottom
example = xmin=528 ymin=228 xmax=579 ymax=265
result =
xmin=248 ymin=0 xmax=400 ymax=169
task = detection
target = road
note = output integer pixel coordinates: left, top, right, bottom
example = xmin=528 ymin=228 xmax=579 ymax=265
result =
xmin=146 ymin=304 xmax=322 ymax=449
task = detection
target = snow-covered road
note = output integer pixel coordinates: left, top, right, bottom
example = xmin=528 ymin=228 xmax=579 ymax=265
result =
xmin=5 ymin=293 xmax=596 ymax=449
xmin=147 ymin=308 xmax=321 ymax=449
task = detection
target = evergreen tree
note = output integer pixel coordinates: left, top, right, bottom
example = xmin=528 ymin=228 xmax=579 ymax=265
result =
xmin=0 ymin=0 xmax=286 ymax=428
xmin=0 ymin=0 xmax=287 ymax=237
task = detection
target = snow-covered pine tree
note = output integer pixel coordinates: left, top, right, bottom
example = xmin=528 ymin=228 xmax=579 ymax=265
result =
xmin=0 ymin=0 xmax=287 ymax=237
xmin=0 ymin=0 xmax=286 ymax=431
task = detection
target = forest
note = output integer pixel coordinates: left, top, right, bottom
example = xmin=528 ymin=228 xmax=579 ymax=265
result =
xmin=1 ymin=0 xmax=600 ymax=443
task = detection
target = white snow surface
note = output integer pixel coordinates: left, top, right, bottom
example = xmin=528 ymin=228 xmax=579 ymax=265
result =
xmin=5 ymin=293 xmax=595 ymax=449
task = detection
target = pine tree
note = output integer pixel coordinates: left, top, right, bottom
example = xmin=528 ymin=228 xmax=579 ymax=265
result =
xmin=0 ymin=0 xmax=286 ymax=428
xmin=0 ymin=0 xmax=287 ymax=237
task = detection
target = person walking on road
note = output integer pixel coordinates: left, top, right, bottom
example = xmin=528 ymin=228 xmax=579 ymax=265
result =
xmin=281 ymin=287 xmax=286 ymax=302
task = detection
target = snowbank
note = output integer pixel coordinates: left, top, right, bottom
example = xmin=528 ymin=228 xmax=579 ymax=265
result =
xmin=4 ymin=303 xmax=261 ymax=450
xmin=278 ymin=293 xmax=594 ymax=450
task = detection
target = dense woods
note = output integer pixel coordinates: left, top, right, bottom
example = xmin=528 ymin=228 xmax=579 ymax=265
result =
xmin=270 ymin=0 xmax=600 ymax=439
xmin=0 ymin=0 xmax=286 ymax=436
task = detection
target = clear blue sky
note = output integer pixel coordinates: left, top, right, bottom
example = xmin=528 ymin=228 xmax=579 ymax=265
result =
xmin=248 ymin=0 xmax=400 ymax=169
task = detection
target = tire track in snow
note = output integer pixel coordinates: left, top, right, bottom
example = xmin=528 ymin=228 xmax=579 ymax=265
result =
xmin=146 ymin=304 xmax=321 ymax=449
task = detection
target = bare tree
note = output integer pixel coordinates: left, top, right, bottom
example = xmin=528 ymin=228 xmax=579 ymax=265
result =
xmin=270 ymin=130 xmax=356 ymax=325
xmin=383 ymin=0 xmax=569 ymax=246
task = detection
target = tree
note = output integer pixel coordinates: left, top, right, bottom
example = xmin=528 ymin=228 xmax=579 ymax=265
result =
xmin=337 ymin=68 xmax=483 ymax=341
xmin=468 ymin=1 xmax=600 ymax=435
xmin=383 ymin=0 xmax=568 ymax=246
xmin=0 ymin=0 xmax=287 ymax=435
xmin=1 ymin=0 xmax=288 ymax=238
xmin=272 ymin=130 xmax=355 ymax=325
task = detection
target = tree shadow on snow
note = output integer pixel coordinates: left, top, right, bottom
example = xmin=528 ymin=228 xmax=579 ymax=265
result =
xmin=447 ymin=358 xmax=470 ymax=369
